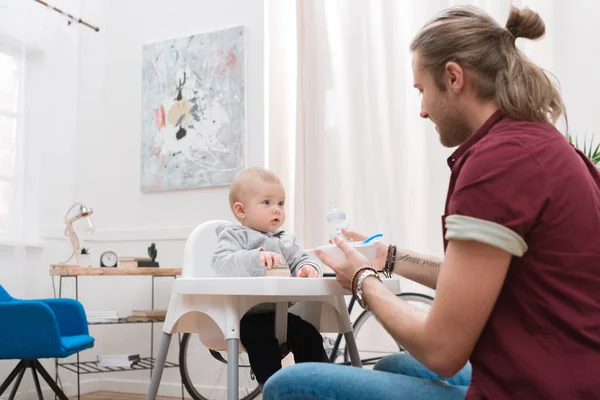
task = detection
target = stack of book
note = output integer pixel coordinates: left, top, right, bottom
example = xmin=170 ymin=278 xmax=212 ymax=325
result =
xmin=127 ymin=309 xmax=167 ymax=321
xmin=119 ymin=257 xmax=159 ymax=268
xmin=86 ymin=310 xmax=119 ymax=323
xmin=97 ymin=353 xmax=140 ymax=368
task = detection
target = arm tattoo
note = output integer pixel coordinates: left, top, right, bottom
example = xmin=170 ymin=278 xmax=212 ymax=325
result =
xmin=397 ymin=254 xmax=441 ymax=268
xmin=423 ymin=259 xmax=442 ymax=268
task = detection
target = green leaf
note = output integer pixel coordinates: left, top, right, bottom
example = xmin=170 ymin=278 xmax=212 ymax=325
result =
xmin=571 ymin=132 xmax=600 ymax=168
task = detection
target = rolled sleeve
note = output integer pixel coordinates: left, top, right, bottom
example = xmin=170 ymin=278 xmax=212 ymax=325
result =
xmin=447 ymin=139 xmax=550 ymax=255
xmin=445 ymin=214 xmax=528 ymax=256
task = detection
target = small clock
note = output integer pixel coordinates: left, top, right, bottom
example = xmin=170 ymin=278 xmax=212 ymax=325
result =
xmin=100 ymin=251 xmax=118 ymax=268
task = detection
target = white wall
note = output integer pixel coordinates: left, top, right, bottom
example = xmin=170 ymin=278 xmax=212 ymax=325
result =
xmin=0 ymin=0 xmax=84 ymax=398
xmin=1 ymin=0 xmax=265 ymax=398
xmin=74 ymin=0 xmax=264 ymax=232
xmin=71 ymin=0 xmax=264 ymax=397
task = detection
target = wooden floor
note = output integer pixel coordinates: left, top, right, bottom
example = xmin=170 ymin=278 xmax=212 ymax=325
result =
xmin=71 ymin=392 xmax=183 ymax=400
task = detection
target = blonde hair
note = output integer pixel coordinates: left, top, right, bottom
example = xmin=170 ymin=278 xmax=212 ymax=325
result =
xmin=229 ymin=167 xmax=283 ymax=209
xmin=411 ymin=6 xmax=567 ymax=127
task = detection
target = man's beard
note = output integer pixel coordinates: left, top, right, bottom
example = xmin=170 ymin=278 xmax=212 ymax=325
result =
xmin=434 ymin=99 xmax=472 ymax=148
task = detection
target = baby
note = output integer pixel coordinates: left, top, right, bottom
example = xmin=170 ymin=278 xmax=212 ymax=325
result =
xmin=212 ymin=167 xmax=329 ymax=386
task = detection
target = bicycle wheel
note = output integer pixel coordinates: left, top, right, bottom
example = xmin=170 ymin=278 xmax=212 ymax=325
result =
xmin=343 ymin=292 xmax=434 ymax=367
xmin=179 ymin=333 xmax=261 ymax=400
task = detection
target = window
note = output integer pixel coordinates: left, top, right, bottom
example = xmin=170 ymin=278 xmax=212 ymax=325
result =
xmin=0 ymin=51 xmax=20 ymax=237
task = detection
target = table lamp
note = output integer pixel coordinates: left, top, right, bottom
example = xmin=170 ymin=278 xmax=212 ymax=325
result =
xmin=64 ymin=203 xmax=95 ymax=265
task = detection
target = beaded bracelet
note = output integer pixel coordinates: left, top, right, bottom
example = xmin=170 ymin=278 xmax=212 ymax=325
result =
xmin=351 ymin=267 xmax=367 ymax=294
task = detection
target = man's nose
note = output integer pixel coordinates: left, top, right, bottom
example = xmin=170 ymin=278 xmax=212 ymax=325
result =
xmin=420 ymin=99 xmax=429 ymax=119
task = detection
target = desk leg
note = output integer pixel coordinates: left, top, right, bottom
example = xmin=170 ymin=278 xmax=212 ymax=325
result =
xmin=146 ymin=332 xmax=171 ymax=400
xmin=227 ymin=338 xmax=239 ymax=400
xmin=344 ymin=332 xmax=363 ymax=368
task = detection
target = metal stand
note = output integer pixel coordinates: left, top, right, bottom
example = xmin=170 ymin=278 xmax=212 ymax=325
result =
xmin=54 ymin=274 xmax=182 ymax=399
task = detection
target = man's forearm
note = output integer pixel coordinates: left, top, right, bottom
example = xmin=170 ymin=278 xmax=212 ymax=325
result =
xmin=393 ymin=249 xmax=443 ymax=289
xmin=360 ymin=277 xmax=435 ymax=368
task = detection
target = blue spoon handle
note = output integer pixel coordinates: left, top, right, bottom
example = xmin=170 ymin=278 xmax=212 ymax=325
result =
xmin=363 ymin=233 xmax=383 ymax=244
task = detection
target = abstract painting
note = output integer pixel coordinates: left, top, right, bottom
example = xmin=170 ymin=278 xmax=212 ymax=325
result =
xmin=141 ymin=26 xmax=245 ymax=191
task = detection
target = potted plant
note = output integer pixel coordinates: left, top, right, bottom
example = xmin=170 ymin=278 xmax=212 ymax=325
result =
xmin=147 ymin=243 xmax=159 ymax=267
xmin=79 ymin=247 xmax=92 ymax=266
xmin=148 ymin=243 xmax=158 ymax=262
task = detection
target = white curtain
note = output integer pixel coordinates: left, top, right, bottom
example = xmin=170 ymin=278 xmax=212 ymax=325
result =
xmin=0 ymin=0 xmax=81 ymax=297
xmin=268 ymin=0 xmax=556 ymax=292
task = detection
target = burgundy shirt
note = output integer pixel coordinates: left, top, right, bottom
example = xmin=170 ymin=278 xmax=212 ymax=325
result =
xmin=443 ymin=111 xmax=600 ymax=399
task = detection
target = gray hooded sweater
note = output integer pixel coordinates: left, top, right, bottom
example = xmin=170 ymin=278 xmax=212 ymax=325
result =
xmin=212 ymin=223 xmax=322 ymax=278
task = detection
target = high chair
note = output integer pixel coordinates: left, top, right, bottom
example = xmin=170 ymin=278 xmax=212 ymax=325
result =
xmin=146 ymin=220 xmax=400 ymax=400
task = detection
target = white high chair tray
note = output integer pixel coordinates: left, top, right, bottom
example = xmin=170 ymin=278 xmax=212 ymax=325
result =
xmin=172 ymin=276 xmax=400 ymax=296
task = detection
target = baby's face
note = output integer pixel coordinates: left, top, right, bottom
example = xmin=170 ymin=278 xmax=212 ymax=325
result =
xmin=243 ymin=182 xmax=286 ymax=233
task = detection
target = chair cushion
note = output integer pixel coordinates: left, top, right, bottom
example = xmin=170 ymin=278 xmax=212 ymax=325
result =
xmin=60 ymin=335 xmax=95 ymax=356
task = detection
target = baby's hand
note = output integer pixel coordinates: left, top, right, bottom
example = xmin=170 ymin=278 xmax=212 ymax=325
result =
xmin=297 ymin=265 xmax=320 ymax=278
xmin=259 ymin=251 xmax=284 ymax=269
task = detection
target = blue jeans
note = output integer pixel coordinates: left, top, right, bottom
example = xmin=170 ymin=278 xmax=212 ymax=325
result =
xmin=263 ymin=353 xmax=472 ymax=400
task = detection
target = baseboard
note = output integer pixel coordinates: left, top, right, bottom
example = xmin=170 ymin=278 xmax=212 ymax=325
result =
xmin=96 ymin=378 xmax=193 ymax=398
xmin=64 ymin=377 xmax=102 ymax=397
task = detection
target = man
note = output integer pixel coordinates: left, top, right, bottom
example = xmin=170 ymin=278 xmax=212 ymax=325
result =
xmin=263 ymin=5 xmax=600 ymax=400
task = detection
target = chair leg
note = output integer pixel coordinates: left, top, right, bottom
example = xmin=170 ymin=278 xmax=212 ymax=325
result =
xmin=31 ymin=363 xmax=44 ymax=399
xmin=0 ymin=360 xmax=26 ymax=397
xmin=344 ymin=332 xmax=363 ymax=368
xmin=146 ymin=332 xmax=172 ymax=400
xmin=33 ymin=359 xmax=69 ymax=400
xmin=8 ymin=365 xmax=26 ymax=400
xmin=227 ymin=338 xmax=239 ymax=400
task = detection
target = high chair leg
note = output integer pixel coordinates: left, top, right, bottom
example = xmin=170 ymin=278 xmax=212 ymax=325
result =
xmin=345 ymin=332 xmax=363 ymax=367
xmin=227 ymin=338 xmax=239 ymax=400
xmin=274 ymin=302 xmax=288 ymax=345
xmin=147 ymin=332 xmax=172 ymax=400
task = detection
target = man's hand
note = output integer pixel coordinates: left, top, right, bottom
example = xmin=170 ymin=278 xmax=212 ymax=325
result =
xmin=259 ymin=251 xmax=284 ymax=269
xmin=316 ymin=236 xmax=371 ymax=289
xmin=332 ymin=229 xmax=389 ymax=271
xmin=296 ymin=265 xmax=320 ymax=278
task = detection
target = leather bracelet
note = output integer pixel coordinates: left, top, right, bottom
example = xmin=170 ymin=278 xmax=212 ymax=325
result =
xmin=383 ymin=245 xmax=397 ymax=278
xmin=389 ymin=245 xmax=397 ymax=275
xmin=384 ymin=245 xmax=392 ymax=273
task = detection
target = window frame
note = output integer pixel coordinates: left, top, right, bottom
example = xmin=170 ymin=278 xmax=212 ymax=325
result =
xmin=0 ymin=48 xmax=24 ymax=241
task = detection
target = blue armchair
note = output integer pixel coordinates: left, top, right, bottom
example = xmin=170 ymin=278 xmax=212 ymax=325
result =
xmin=0 ymin=284 xmax=94 ymax=400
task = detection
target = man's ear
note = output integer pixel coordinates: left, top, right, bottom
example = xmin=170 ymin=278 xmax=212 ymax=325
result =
xmin=444 ymin=61 xmax=464 ymax=93
xmin=233 ymin=202 xmax=246 ymax=220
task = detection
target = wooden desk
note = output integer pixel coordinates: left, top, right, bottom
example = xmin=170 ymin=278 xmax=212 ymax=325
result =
xmin=50 ymin=264 xmax=182 ymax=399
xmin=50 ymin=264 xmax=182 ymax=276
